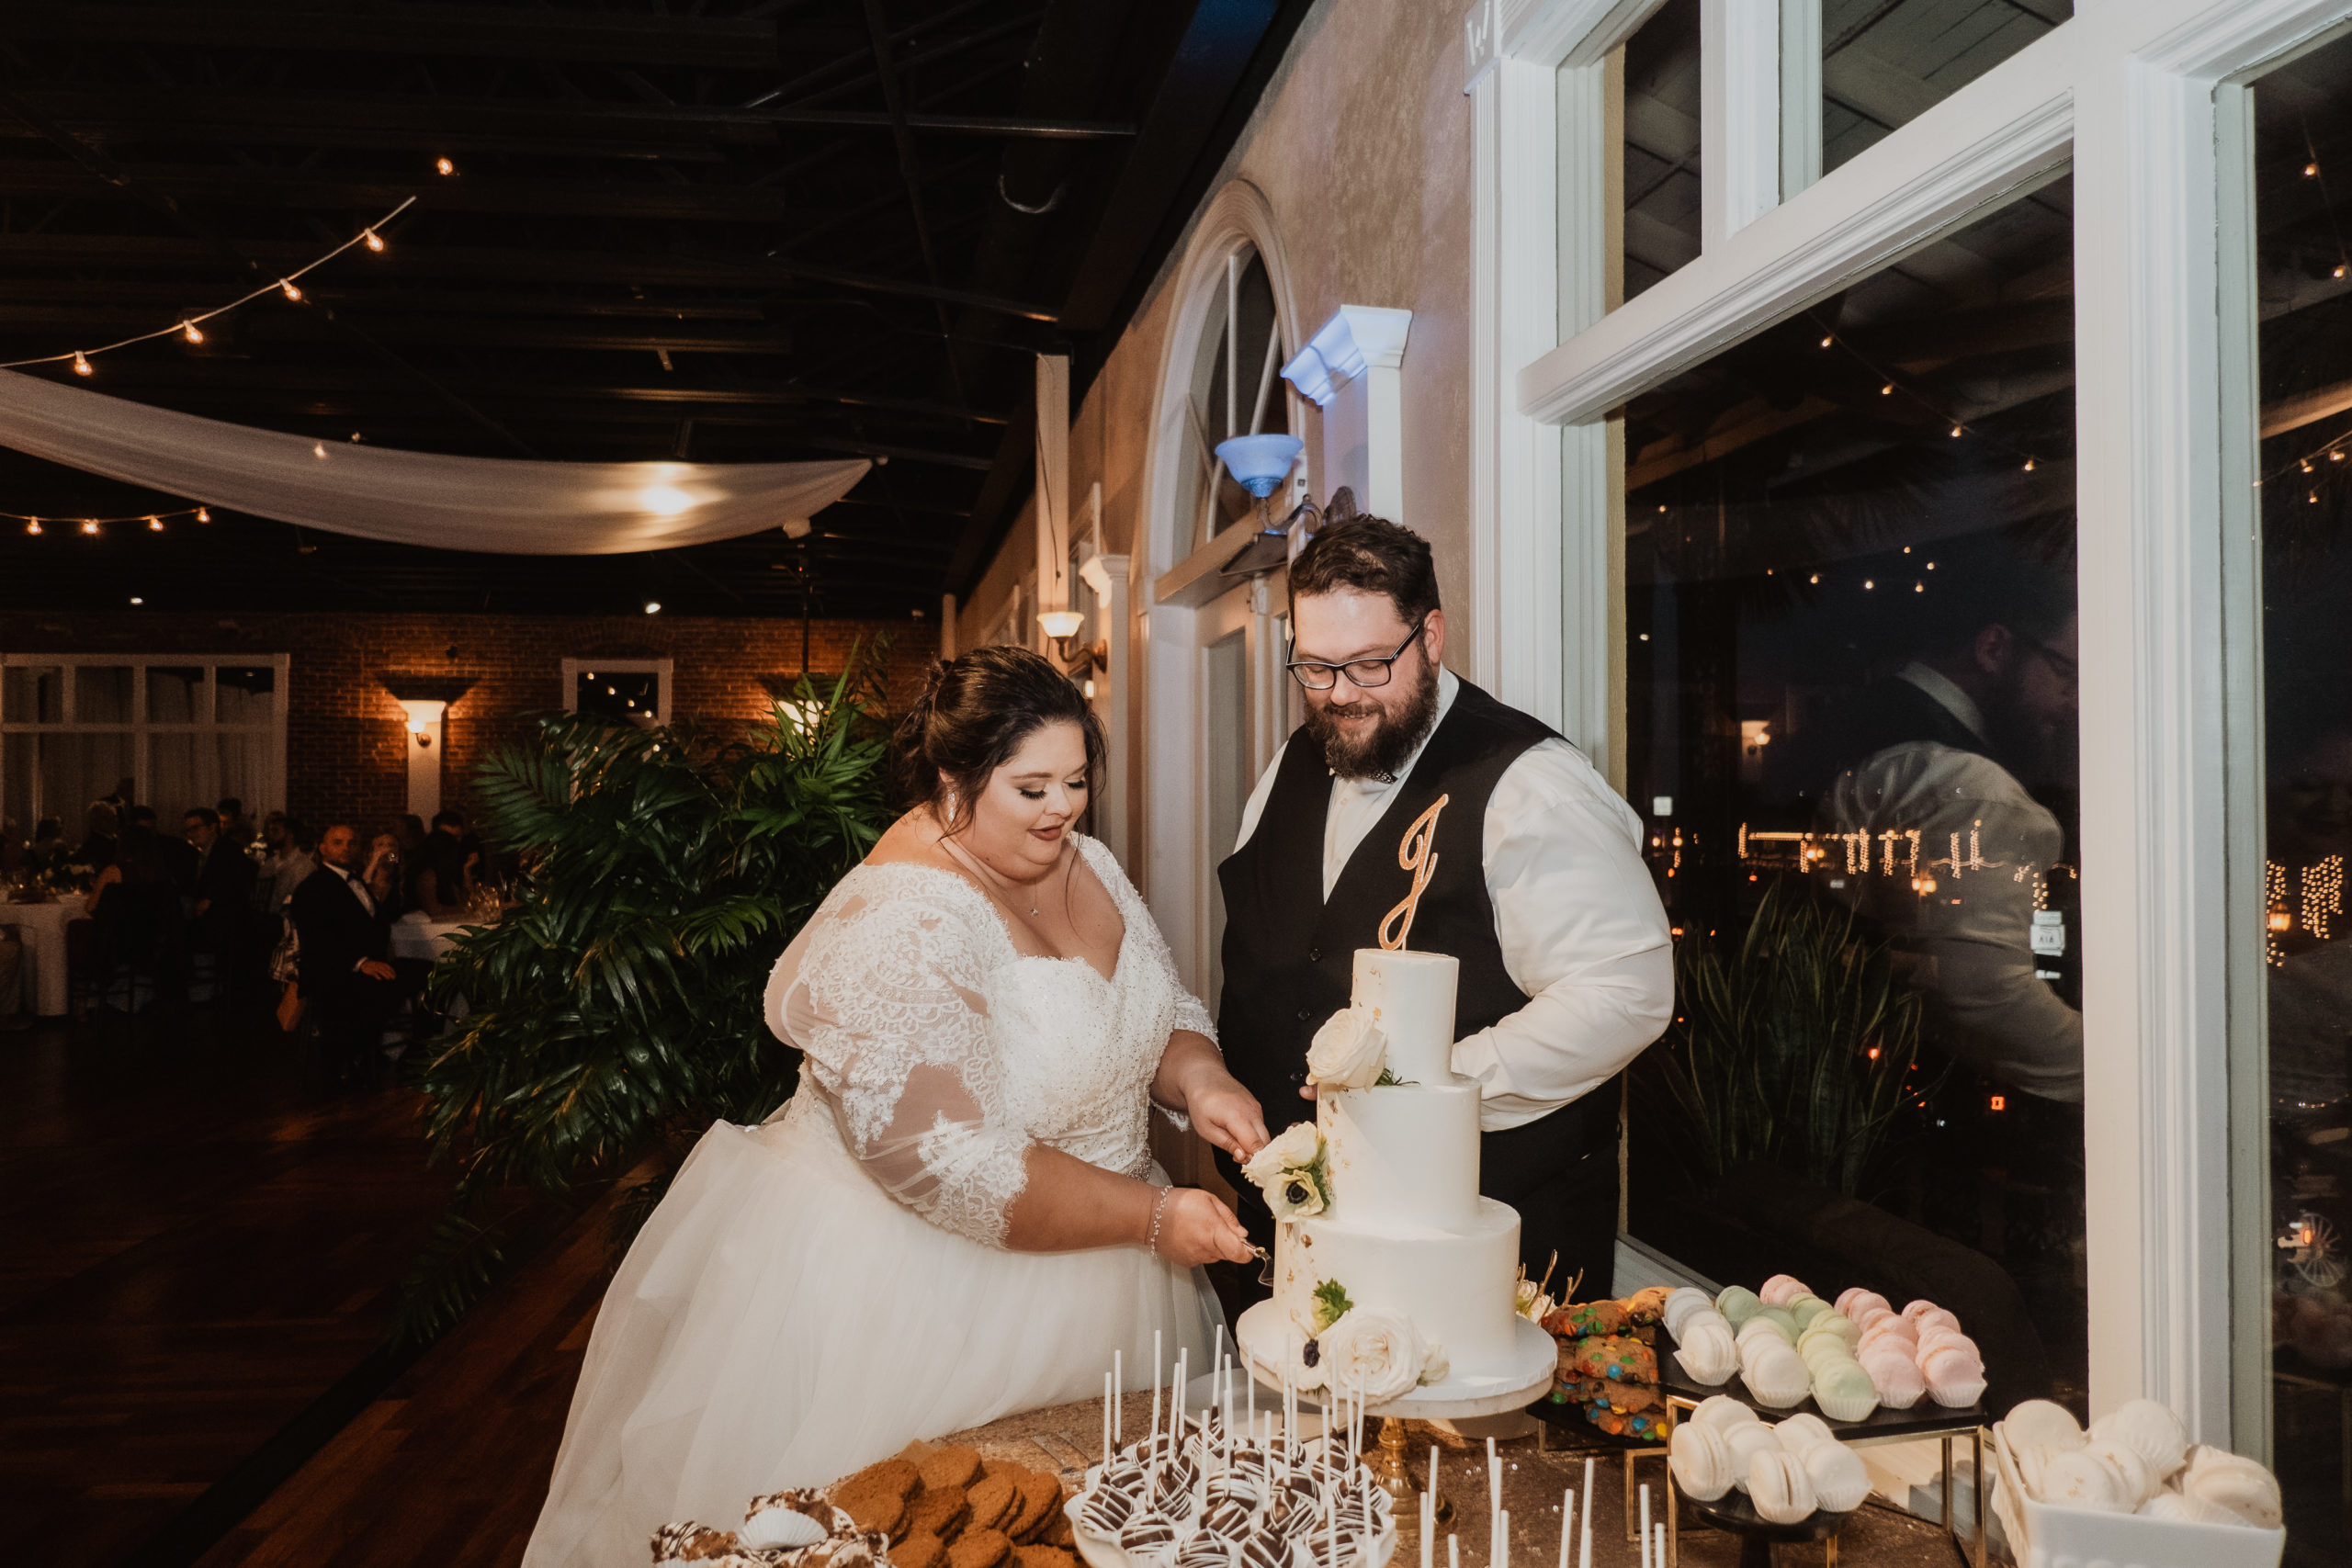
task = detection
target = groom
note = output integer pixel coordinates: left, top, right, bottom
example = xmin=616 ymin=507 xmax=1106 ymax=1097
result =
xmin=1215 ymin=516 xmax=1672 ymax=1303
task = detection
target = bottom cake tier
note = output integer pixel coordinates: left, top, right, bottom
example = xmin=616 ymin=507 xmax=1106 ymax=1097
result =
xmin=1268 ymin=1198 xmax=1522 ymax=1373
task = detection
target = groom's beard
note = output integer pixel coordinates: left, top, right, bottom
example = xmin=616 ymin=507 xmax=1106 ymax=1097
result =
xmin=1305 ymin=660 xmax=1440 ymax=781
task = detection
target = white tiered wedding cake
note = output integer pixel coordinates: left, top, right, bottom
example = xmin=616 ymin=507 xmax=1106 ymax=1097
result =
xmin=1234 ymin=950 xmax=1555 ymax=1408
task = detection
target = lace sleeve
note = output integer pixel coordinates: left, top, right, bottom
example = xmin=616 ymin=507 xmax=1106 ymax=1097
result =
xmin=767 ymin=878 xmax=1030 ymax=1247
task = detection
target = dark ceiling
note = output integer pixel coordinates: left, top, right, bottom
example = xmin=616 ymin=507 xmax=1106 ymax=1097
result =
xmin=0 ymin=0 xmax=1310 ymax=619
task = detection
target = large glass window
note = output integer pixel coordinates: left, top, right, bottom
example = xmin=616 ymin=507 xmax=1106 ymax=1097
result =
xmin=1173 ymin=247 xmax=1287 ymax=553
xmin=1620 ymin=0 xmax=1702 ymax=304
xmin=1621 ymin=184 xmax=2082 ymax=1414
xmin=0 ymin=655 xmax=286 ymax=838
xmin=2253 ymin=29 xmax=2352 ymax=1558
xmin=1822 ymin=0 xmax=2071 ymax=176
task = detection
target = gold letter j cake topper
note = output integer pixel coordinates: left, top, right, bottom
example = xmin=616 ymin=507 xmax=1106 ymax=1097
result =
xmin=1377 ymin=794 xmax=1450 ymax=951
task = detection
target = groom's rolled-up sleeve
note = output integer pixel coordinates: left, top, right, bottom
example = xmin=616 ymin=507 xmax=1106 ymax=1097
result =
xmin=1449 ymin=740 xmax=1674 ymax=1132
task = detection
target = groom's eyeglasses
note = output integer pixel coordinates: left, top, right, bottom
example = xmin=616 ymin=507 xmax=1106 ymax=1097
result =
xmin=1285 ymin=617 xmax=1428 ymax=692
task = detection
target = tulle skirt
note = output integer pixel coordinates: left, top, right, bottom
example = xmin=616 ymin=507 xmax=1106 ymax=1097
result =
xmin=521 ymin=1093 xmax=1219 ymax=1568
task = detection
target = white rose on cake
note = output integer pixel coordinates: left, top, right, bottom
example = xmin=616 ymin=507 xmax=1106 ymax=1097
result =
xmin=1306 ymin=1005 xmax=1388 ymax=1089
xmin=1317 ymin=1309 xmax=1430 ymax=1404
xmin=1241 ymin=1121 xmax=1329 ymax=1219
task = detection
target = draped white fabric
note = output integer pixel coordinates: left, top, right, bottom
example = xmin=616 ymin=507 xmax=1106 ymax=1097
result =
xmin=0 ymin=369 xmax=870 ymax=554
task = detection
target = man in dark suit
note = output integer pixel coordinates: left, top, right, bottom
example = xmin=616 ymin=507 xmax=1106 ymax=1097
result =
xmin=184 ymin=807 xmax=258 ymax=993
xmin=290 ymin=823 xmax=400 ymax=1083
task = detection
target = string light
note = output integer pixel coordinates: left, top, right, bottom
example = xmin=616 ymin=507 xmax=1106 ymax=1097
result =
xmin=2022 ymin=457 xmax=2036 ymax=471
xmin=7 ymin=502 xmax=213 ymax=532
xmin=0 ymin=197 xmax=412 ymax=376
xmin=1818 ymin=334 xmax=1834 ymax=348
xmin=79 ymin=520 xmax=98 ymax=535
xmin=435 ymin=156 xmax=456 ymax=175
xmin=196 ymin=507 xmax=209 ymax=523
xmin=1880 ymin=383 xmax=1894 ymax=395
xmin=146 ymin=516 xmax=163 ymax=532
xmin=1951 ymin=424 xmax=1965 ymax=438
xmin=22 ymin=520 xmax=37 ymax=535
xmin=1803 ymin=309 xmax=2049 ymax=472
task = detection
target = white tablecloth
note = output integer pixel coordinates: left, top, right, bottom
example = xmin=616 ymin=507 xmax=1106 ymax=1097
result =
xmin=0 ymin=899 xmax=84 ymax=1017
xmin=389 ymin=913 xmax=475 ymax=961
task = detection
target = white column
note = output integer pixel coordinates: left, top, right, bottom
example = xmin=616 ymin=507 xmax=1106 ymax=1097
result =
xmin=1699 ymin=0 xmax=1784 ymax=250
xmin=2071 ymin=51 xmax=2237 ymax=1439
xmin=1281 ymin=306 xmax=1413 ymax=519
xmin=1467 ymin=54 xmax=1566 ymax=728
xmin=1035 ymin=353 xmax=1072 ymax=637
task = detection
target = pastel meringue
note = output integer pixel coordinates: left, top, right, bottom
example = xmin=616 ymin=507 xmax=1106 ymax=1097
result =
xmin=1834 ymin=1288 xmax=1891 ymax=1322
xmin=1723 ymin=1420 xmax=1781 ymax=1490
xmin=1754 ymin=1305 xmax=1800 ymax=1342
xmin=1920 ymin=1341 xmax=1987 ymax=1409
xmin=1714 ymin=1285 xmax=1765 ymax=1328
xmin=1758 ymin=1274 xmax=1812 ymax=1308
xmin=2087 ymin=1398 xmax=2188 ymax=1482
xmin=1741 ymin=1343 xmax=1813 ymax=1409
xmin=1663 ymin=1286 xmax=1716 ymax=1339
xmin=1899 ymin=1299 xmax=1946 ymax=1325
xmin=1906 ymin=1304 xmax=1962 ymax=1337
xmin=1785 ymin=1293 xmax=1834 ymax=1329
xmin=2040 ymin=1451 xmax=2132 ymax=1513
xmin=2082 ymin=1437 xmax=2156 ymax=1506
xmin=1737 ymin=1314 xmax=1795 ymax=1352
xmin=1672 ymin=1319 xmax=1739 ymax=1386
xmin=1797 ymin=1313 xmax=1860 ymax=1351
xmin=1746 ymin=1449 xmax=1818 ymax=1524
xmin=1771 ymin=1414 xmax=1837 ymax=1455
xmin=1857 ymin=1346 xmax=1925 ymax=1409
xmin=1913 ymin=1325 xmax=1974 ymax=1360
xmin=1801 ymin=1441 xmax=1871 ymax=1513
xmin=2138 ymin=1491 xmax=2246 ymax=1527
xmin=1856 ymin=1318 xmax=1917 ymax=1356
xmin=2178 ymin=1450 xmax=2283 ymax=1530
xmin=1690 ymin=1393 xmax=1762 ymax=1431
xmin=1668 ymin=1421 xmax=1736 ymax=1502
xmin=1800 ymin=1336 xmax=1855 ymax=1373
xmin=1809 ymin=1358 xmax=1880 ymax=1424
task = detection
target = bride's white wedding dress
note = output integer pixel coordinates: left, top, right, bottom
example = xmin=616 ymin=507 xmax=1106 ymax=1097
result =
xmin=522 ymin=834 xmax=1220 ymax=1568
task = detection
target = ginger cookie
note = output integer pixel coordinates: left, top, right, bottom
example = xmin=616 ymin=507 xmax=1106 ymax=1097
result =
xmin=831 ymin=1486 xmax=909 ymax=1543
xmin=966 ymin=1473 xmax=1019 ymax=1535
xmin=1014 ymin=1548 xmax=1079 ymax=1568
xmin=895 ymin=1533 xmax=948 ymax=1568
xmin=908 ymin=1487 xmax=971 ymax=1543
xmin=920 ymin=1446 xmax=985 ymax=1493
xmin=1005 ymin=1473 xmax=1060 ymax=1541
xmin=1038 ymin=1511 xmax=1076 ymax=1550
xmin=946 ymin=1528 xmax=1012 ymax=1568
xmin=833 ymin=1458 xmax=922 ymax=1503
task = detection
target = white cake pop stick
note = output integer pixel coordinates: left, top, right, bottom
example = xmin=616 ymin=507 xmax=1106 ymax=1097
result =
xmin=1487 ymin=1438 xmax=1500 ymax=1542
xmin=1114 ymin=1350 xmax=1123 ymax=1446
xmin=1638 ymin=1486 xmax=1650 ymax=1568
xmin=1102 ymin=1371 xmax=1113 ymax=1463
xmin=1557 ymin=1489 xmax=1573 ymax=1568
xmin=1578 ymin=1459 xmax=1592 ymax=1568
xmin=1151 ymin=1331 xmax=1162 ymax=1451
xmin=1448 ymin=1536 xmax=1459 ymax=1568
xmin=1421 ymin=1493 xmax=1434 ymax=1568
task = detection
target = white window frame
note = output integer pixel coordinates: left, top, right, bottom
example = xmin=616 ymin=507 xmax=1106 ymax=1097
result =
xmin=1467 ymin=0 xmax=2352 ymax=1450
xmin=561 ymin=658 xmax=673 ymax=725
xmin=0 ymin=651 xmax=290 ymax=822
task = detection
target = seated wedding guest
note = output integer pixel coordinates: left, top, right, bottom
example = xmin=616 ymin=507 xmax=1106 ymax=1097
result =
xmin=367 ymin=827 xmax=410 ymax=919
xmin=407 ymin=810 xmax=477 ymax=918
xmin=74 ymin=802 xmax=119 ymax=873
xmin=130 ymin=805 xmax=200 ymax=896
xmin=290 ymin=824 xmax=400 ymax=1083
xmin=394 ymin=813 xmax=428 ymax=863
xmin=216 ymin=796 xmax=256 ymax=850
xmin=83 ymin=823 xmax=179 ymax=991
xmin=23 ymin=817 xmax=62 ymax=874
xmin=185 ymin=807 xmax=258 ymax=987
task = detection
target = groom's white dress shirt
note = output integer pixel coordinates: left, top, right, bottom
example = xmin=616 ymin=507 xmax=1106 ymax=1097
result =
xmin=1234 ymin=667 xmax=1674 ymax=1132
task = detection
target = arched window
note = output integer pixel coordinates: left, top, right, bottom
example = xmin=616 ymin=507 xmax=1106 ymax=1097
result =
xmin=1171 ymin=246 xmax=1288 ymax=553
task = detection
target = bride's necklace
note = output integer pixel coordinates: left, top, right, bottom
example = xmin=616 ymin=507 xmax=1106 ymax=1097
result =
xmin=939 ymin=829 xmax=1053 ymax=919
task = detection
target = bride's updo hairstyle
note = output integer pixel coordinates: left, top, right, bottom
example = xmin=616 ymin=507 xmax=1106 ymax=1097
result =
xmin=894 ymin=644 xmax=1105 ymax=834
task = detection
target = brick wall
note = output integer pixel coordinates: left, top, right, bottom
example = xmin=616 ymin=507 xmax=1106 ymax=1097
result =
xmin=0 ymin=610 xmax=933 ymax=832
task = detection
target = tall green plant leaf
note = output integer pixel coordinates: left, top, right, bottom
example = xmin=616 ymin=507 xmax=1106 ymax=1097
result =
xmin=399 ymin=645 xmax=896 ymax=1339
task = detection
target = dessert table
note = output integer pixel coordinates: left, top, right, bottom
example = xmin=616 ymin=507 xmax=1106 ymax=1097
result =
xmin=0 ymin=897 xmax=83 ymax=1017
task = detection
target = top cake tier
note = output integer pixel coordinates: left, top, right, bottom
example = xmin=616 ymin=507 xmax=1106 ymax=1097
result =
xmin=1352 ymin=948 xmax=1458 ymax=1084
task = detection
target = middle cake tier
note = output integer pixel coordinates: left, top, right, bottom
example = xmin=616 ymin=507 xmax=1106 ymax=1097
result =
xmin=1272 ymin=1196 xmax=1522 ymax=1373
xmin=1316 ymin=1078 xmax=1482 ymax=1230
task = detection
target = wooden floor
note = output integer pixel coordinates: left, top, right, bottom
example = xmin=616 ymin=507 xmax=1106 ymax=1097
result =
xmin=0 ymin=998 xmax=470 ymax=1566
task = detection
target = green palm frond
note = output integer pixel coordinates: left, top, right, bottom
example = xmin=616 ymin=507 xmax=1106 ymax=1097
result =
xmin=401 ymin=637 xmax=897 ymax=1339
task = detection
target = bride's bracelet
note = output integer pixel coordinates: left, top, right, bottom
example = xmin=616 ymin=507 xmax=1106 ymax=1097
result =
xmin=1146 ymin=1185 xmax=1173 ymax=1256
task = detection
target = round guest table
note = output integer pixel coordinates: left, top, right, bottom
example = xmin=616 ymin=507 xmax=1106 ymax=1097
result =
xmin=0 ymin=897 xmax=85 ymax=1018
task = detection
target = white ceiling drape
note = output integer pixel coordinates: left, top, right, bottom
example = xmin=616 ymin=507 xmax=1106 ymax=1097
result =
xmin=0 ymin=369 xmax=870 ymax=554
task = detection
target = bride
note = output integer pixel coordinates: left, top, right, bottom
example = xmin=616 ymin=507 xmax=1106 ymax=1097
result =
xmin=524 ymin=645 xmax=1267 ymax=1568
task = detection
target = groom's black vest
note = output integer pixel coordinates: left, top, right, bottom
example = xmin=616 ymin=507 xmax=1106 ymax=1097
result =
xmin=1214 ymin=679 xmax=1621 ymax=1222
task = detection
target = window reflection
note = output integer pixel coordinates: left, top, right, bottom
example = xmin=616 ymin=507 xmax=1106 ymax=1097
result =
xmin=1823 ymin=0 xmax=2071 ymax=177
xmin=1623 ymin=184 xmax=2082 ymax=1414
xmin=2256 ymin=29 xmax=2352 ymax=1560
xmin=1620 ymin=0 xmax=1702 ymax=303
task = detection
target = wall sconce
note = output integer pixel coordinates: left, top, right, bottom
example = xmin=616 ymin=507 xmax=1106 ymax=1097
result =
xmin=1037 ymin=609 xmax=1107 ymax=674
xmin=400 ymin=698 xmax=447 ymax=748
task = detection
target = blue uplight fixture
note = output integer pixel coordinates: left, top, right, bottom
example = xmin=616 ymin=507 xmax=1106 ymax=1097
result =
xmin=1214 ymin=433 xmax=1304 ymax=499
